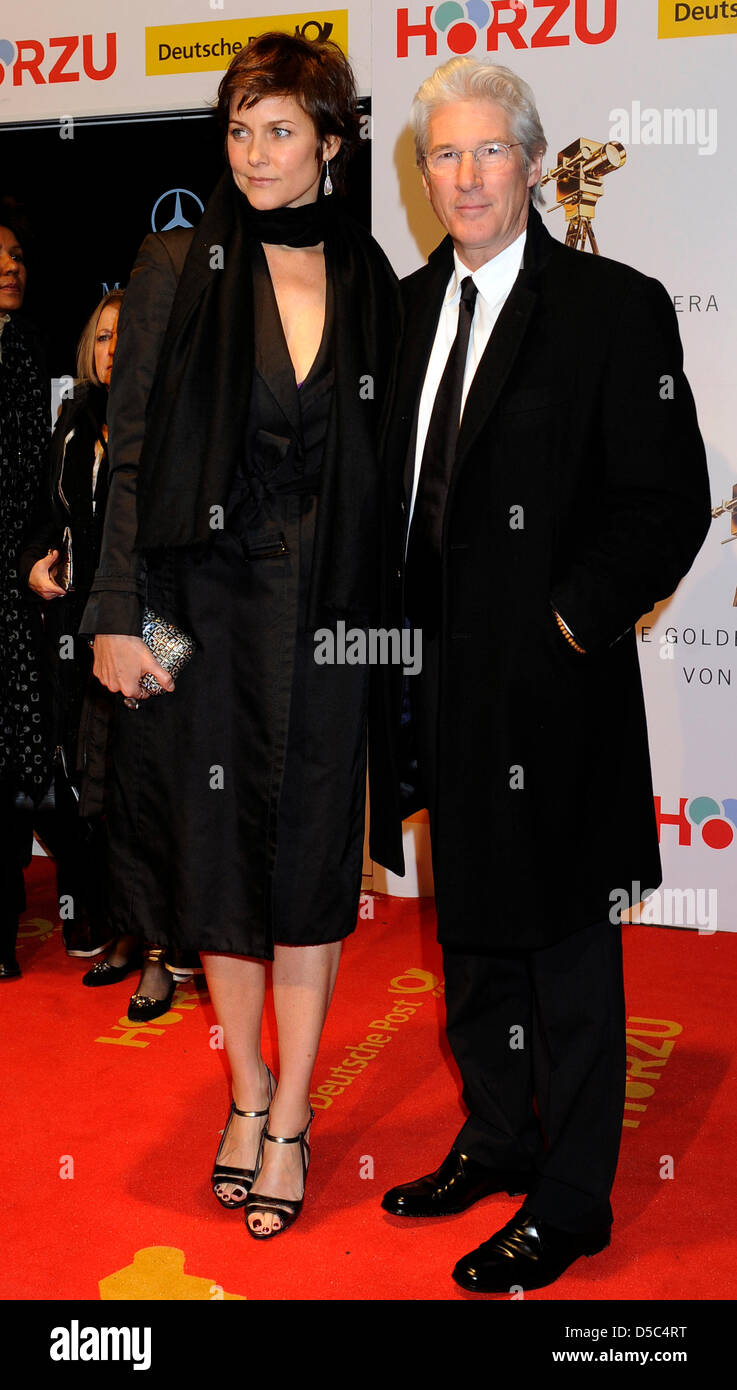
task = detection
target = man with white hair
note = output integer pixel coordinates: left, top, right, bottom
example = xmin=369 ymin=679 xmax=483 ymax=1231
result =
xmin=372 ymin=58 xmax=710 ymax=1293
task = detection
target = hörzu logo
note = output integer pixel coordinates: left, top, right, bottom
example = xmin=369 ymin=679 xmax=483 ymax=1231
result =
xmin=151 ymin=189 xmax=204 ymax=234
xmin=0 ymin=33 xmax=116 ymax=86
xmin=396 ymin=0 xmax=618 ymax=58
xmin=655 ymin=795 xmax=737 ymax=849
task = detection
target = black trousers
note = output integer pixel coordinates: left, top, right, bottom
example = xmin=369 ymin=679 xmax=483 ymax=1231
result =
xmin=35 ymin=769 xmax=110 ymax=943
xmin=410 ymin=631 xmax=626 ymax=1234
xmin=443 ymin=918 xmax=626 ymax=1233
xmin=0 ymin=782 xmax=29 ymax=961
xmin=0 ymin=772 xmax=109 ymax=961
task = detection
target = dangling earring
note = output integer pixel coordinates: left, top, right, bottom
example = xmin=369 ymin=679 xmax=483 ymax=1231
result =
xmin=324 ymin=159 xmax=333 ymax=196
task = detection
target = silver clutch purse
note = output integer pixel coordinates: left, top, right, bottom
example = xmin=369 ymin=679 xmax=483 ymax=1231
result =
xmin=123 ymin=610 xmax=194 ymax=709
xmin=139 ymin=609 xmax=194 ymax=693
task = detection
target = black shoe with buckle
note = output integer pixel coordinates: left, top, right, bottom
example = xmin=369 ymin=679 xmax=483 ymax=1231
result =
xmin=127 ymin=946 xmax=176 ymax=1022
xmin=82 ymin=956 xmax=141 ymax=987
xmin=381 ymin=1148 xmax=530 ymax=1218
xmin=452 ymin=1206 xmax=611 ymax=1293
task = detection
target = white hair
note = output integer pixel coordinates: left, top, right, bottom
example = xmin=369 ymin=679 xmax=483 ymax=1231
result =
xmin=409 ymin=58 xmax=548 ymax=206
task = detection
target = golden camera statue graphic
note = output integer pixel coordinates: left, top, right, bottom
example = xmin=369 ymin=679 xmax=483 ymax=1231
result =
xmin=711 ymin=485 xmax=737 ymax=606
xmin=541 ymin=137 xmax=627 ymax=254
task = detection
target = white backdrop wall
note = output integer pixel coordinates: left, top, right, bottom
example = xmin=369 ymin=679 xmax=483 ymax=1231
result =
xmin=4 ymin=2 xmax=735 ymax=928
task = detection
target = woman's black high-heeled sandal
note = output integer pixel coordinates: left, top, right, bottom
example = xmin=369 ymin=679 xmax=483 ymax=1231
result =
xmin=245 ymin=1105 xmax=315 ymax=1239
xmin=211 ymin=1065 xmax=276 ymax=1210
xmin=127 ymin=946 xmax=175 ymax=1022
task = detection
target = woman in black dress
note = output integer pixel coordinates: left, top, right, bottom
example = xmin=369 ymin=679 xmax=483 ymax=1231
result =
xmin=84 ymin=34 xmax=400 ymax=1237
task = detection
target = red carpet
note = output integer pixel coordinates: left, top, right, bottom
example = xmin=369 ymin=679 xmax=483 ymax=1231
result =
xmin=4 ymin=857 xmax=737 ymax=1302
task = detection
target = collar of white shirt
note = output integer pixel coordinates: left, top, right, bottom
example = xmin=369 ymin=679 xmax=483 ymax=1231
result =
xmin=445 ymin=227 xmax=527 ymax=310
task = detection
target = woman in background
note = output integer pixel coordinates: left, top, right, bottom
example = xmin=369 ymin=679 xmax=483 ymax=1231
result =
xmin=22 ymin=291 xmax=180 ymax=1016
xmin=23 ymin=292 xmax=121 ymax=961
xmin=0 ymin=212 xmax=50 ymax=981
xmin=85 ymin=33 xmax=401 ymax=1238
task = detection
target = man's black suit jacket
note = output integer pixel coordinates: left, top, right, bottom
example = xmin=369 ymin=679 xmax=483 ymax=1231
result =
xmin=367 ymin=203 xmax=711 ymax=950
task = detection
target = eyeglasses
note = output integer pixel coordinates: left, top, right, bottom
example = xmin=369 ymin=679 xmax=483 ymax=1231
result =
xmin=425 ymin=142 xmax=522 ymax=176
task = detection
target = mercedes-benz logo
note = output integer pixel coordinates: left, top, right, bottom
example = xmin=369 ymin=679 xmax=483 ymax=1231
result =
xmin=151 ymin=188 xmax=204 ymax=232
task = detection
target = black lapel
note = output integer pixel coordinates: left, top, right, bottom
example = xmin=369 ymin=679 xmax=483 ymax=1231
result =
xmin=251 ymin=242 xmax=301 ymax=435
xmin=161 ymin=172 xmax=234 ymax=340
xmin=454 ymin=279 xmax=537 ymax=464
xmin=454 ymin=204 xmax=553 ymax=466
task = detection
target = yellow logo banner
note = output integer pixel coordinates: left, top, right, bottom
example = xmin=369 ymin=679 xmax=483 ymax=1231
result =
xmin=145 ymin=13 xmax=348 ymax=76
xmin=658 ymin=2 xmax=737 ymax=38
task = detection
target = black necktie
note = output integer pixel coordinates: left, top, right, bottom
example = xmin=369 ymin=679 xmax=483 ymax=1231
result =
xmin=406 ymin=275 xmax=478 ymax=628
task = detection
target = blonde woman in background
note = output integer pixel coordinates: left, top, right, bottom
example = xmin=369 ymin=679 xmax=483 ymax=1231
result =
xmin=21 ymin=291 xmax=177 ymax=1013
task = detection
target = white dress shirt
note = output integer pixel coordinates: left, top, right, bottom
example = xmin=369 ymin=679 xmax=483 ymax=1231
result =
xmin=407 ymin=228 xmax=527 ymax=527
xmin=405 ymin=225 xmax=585 ymax=651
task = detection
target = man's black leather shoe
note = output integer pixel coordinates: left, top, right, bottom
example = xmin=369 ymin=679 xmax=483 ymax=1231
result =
xmin=452 ymin=1207 xmax=611 ymax=1293
xmin=0 ymin=958 xmax=21 ymax=981
xmin=381 ymin=1149 xmax=529 ymax=1218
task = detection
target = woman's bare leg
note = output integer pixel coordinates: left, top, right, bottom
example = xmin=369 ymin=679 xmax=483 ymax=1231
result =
xmin=201 ymin=951 xmax=271 ymax=1205
xmin=246 ymin=939 xmax=342 ymax=1235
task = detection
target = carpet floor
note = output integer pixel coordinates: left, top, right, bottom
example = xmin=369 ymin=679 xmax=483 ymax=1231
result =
xmin=4 ymin=857 xmax=736 ymax=1303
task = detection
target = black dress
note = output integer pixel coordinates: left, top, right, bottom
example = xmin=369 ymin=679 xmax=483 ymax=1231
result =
xmin=104 ymin=244 xmax=368 ymax=960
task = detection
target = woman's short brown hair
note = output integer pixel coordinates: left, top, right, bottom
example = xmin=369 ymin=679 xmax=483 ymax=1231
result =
xmin=216 ymin=31 xmax=360 ymax=194
xmin=76 ymin=289 xmax=124 ymax=387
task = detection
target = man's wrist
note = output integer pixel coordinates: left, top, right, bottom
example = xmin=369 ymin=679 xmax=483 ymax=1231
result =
xmin=552 ymin=608 xmax=586 ymax=654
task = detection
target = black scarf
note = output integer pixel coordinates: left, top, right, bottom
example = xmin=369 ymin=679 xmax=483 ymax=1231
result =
xmin=135 ymin=171 xmax=400 ymax=623
xmin=237 ymin=192 xmax=330 ymax=248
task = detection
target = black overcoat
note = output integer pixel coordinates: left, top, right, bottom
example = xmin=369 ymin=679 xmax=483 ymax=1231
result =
xmin=19 ymin=384 xmax=111 ymax=761
xmin=80 ymin=214 xmax=402 ymax=954
xmin=368 ymin=204 xmax=712 ymax=949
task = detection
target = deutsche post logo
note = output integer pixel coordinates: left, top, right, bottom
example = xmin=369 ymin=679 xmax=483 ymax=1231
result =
xmin=658 ymin=2 xmax=737 ymax=38
xmin=145 ymin=13 xmax=348 ymax=77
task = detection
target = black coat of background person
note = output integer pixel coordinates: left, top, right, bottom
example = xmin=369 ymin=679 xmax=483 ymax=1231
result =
xmin=19 ymin=383 xmax=112 ymax=767
xmin=17 ymin=383 xmax=115 ymax=949
xmin=368 ymin=204 xmax=712 ymax=949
